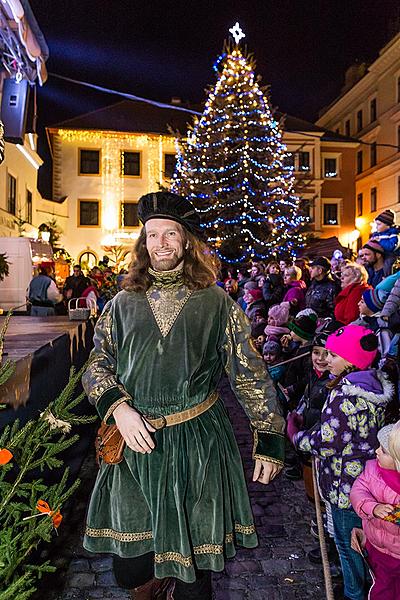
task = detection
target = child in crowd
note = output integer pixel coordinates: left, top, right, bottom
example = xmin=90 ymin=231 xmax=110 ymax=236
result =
xmin=370 ymin=210 xmax=400 ymax=271
xmin=281 ymin=312 xmax=318 ymax=408
xmin=262 ymin=340 xmax=287 ymax=408
xmin=288 ymin=324 xmax=393 ymax=600
xmin=356 ymin=289 xmax=393 ymax=360
xmin=264 ymin=302 xmax=290 ymax=344
xmin=350 ymin=421 xmax=400 ymax=600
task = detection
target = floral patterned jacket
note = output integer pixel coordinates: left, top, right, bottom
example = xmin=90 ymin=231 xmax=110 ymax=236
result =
xmin=293 ymin=369 xmax=393 ymax=509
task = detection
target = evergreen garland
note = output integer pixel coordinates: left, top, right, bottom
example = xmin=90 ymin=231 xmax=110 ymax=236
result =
xmin=0 ymin=314 xmax=96 ymax=599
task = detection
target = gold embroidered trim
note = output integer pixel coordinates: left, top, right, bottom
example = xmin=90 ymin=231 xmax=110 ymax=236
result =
xmin=234 ymin=523 xmax=256 ymax=535
xmin=85 ymin=527 xmax=153 ymax=542
xmin=104 ymin=396 xmax=129 ymax=424
xmin=146 ymin=286 xmax=192 ymax=337
xmin=155 ymin=551 xmax=193 ymax=567
xmin=225 ymin=533 xmax=234 ymax=543
xmin=194 ymin=544 xmax=224 ymax=555
xmin=251 ymin=430 xmax=284 ymax=466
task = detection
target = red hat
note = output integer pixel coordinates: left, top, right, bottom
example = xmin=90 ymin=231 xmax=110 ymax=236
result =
xmin=363 ymin=240 xmax=384 ymax=255
xmin=247 ymin=288 xmax=263 ymax=302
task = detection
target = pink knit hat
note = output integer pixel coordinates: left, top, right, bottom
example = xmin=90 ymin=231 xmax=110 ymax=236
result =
xmin=325 ymin=324 xmax=378 ymax=370
xmin=268 ymin=302 xmax=290 ymax=326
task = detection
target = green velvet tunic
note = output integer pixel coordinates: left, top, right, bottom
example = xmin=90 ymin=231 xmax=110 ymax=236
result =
xmin=82 ymin=272 xmax=285 ymax=583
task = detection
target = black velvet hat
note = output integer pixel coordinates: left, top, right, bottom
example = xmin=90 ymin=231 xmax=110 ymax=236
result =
xmin=137 ymin=192 xmax=204 ymax=239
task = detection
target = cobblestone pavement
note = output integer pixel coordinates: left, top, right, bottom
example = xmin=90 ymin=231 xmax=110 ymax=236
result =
xmin=37 ymin=382 xmax=326 ymax=600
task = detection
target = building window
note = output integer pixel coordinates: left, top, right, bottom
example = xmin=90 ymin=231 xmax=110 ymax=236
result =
xmin=371 ymin=187 xmax=377 ymax=213
xmin=323 ymin=157 xmax=337 ymax=178
xmin=79 ymin=251 xmax=97 ymax=270
xmin=357 ymin=150 xmax=363 ymax=174
xmin=284 ymin=153 xmax=295 ymax=169
xmin=78 ymin=200 xmax=100 ymax=227
xmin=164 ymin=153 xmax=176 ymax=179
xmin=370 ymin=98 xmax=377 ymax=123
xmin=26 ymin=189 xmax=32 ymax=223
xmin=298 ymin=151 xmax=310 ymax=171
xmin=323 ymin=203 xmax=339 ymax=226
xmin=370 ymin=142 xmax=377 ymax=167
xmin=7 ymin=174 xmax=16 ymax=215
xmin=357 ymin=110 xmax=363 ymax=132
xmin=79 ymin=149 xmax=101 ymax=175
xmin=398 ymin=76 xmax=400 ymax=103
xmin=357 ymin=193 xmax=363 ymax=217
xmin=335 ymin=128 xmax=340 ymax=134
xmin=345 ymin=119 xmax=351 ymax=136
xmin=121 ymin=202 xmax=139 ymax=227
xmin=121 ymin=151 xmax=141 ymax=177
xmin=398 ymin=125 xmax=400 ymax=151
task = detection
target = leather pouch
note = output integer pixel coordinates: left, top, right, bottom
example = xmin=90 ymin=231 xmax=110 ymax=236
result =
xmin=95 ymin=422 xmax=125 ymax=465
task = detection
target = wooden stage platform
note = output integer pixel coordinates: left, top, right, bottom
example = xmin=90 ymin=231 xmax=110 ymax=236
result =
xmin=0 ymin=315 xmax=95 ymax=412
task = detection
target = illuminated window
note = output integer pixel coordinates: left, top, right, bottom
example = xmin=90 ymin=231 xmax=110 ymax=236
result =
xmin=323 ymin=203 xmax=339 ymax=225
xmin=357 ymin=110 xmax=363 ymax=132
xmin=370 ymin=143 xmax=377 ymax=167
xmin=121 ymin=202 xmax=139 ymax=227
xmin=324 ymin=158 xmax=337 ymax=178
xmin=357 ymin=151 xmax=363 ymax=174
xmin=121 ymin=151 xmax=141 ymax=177
xmin=164 ymin=153 xmax=176 ymax=178
xmin=78 ymin=200 xmax=100 ymax=227
xmin=371 ymin=187 xmax=377 ymax=212
xmin=26 ymin=189 xmax=32 ymax=223
xmin=370 ymin=98 xmax=377 ymax=123
xmin=7 ymin=174 xmax=16 ymax=215
xmin=79 ymin=149 xmax=100 ymax=175
xmin=298 ymin=151 xmax=310 ymax=171
xmin=357 ymin=193 xmax=363 ymax=217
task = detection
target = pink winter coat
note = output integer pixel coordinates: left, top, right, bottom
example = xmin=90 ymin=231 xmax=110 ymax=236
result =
xmin=350 ymin=459 xmax=400 ymax=559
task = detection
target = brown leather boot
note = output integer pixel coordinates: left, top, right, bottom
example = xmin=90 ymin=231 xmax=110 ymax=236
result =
xmin=130 ymin=577 xmax=175 ymax=600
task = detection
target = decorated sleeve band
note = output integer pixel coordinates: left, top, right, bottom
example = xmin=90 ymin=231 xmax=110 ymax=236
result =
xmin=82 ymin=300 xmax=131 ymax=422
xmin=222 ymin=303 xmax=285 ymax=435
xmin=252 ymin=430 xmax=285 ymax=465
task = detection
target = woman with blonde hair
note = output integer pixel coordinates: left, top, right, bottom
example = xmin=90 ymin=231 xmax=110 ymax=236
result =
xmin=350 ymin=421 xmax=400 ymax=599
xmin=334 ymin=262 xmax=371 ymax=325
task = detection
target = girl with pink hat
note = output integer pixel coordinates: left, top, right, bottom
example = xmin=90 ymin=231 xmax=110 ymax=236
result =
xmin=287 ymin=324 xmax=393 ymax=600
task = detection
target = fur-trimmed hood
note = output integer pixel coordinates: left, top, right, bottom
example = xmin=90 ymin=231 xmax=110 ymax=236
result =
xmin=340 ymin=369 xmax=394 ymax=405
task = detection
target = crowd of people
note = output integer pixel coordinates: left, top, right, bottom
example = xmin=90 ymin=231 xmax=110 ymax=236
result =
xmin=218 ymin=208 xmax=400 ymax=600
xmin=26 ymin=258 xmax=126 ymax=317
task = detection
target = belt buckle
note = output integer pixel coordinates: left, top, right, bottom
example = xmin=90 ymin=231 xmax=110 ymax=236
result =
xmin=143 ymin=413 xmax=167 ymax=430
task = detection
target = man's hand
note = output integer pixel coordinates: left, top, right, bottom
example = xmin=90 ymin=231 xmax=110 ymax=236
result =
xmin=373 ymin=503 xmax=394 ymax=519
xmin=280 ymin=334 xmax=291 ymax=348
xmin=113 ymin=402 xmax=156 ymax=454
xmin=252 ymin=459 xmax=282 ymax=484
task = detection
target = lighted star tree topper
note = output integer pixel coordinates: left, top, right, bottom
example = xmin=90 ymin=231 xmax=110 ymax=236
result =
xmin=172 ymin=24 xmax=307 ymax=263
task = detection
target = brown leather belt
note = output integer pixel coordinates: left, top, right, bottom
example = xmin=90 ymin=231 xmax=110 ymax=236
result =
xmin=144 ymin=391 xmax=219 ymax=430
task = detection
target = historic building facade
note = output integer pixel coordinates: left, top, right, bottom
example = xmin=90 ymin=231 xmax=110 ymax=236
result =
xmin=316 ymin=32 xmax=400 ymax=245
xmin=46 ymin=101 xmax=358 ymax=267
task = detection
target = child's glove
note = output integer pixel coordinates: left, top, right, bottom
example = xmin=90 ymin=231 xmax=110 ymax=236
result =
xmin=286 ymin=411 xmax=303 ymax=443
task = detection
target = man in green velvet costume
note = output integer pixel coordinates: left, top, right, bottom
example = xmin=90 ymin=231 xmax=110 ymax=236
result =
xmin=82 ymin=191 xmax=285 ymax=599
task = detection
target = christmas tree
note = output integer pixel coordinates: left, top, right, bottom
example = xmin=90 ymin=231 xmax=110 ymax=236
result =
xmin=172 ymin=24 xmax=307 ymax=264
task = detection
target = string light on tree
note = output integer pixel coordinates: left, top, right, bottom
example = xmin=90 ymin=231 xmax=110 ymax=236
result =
xmin=172 ymin=26 xmax=307 ymax=263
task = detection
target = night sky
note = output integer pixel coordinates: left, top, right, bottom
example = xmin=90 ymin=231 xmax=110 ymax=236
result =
xmin=29 ymin=0 xmax=400 ymax=194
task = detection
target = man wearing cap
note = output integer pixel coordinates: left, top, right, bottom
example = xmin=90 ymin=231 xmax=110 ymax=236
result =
xmin=82 ymin=191 xmax=285 ymax=599
xmin=362 ymin=240 xmax=387 ymax=288
xmin=305 ymin=256 xmax=339 ymax=319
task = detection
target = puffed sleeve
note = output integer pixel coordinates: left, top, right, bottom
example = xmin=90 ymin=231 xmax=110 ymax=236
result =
xmin=82 ymin=301 xmax=131 ymax=424
xmin=221 ymin=303 xmax=285 ymax=465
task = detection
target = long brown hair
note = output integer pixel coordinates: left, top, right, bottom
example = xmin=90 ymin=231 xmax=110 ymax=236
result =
xmin=122 ymin=225 xmax=220 ymax=293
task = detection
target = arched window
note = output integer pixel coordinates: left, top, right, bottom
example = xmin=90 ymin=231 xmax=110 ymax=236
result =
xmin=78 ymin=250 xmax=98 ymax=271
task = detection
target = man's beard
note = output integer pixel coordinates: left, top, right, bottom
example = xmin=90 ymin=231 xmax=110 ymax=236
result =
xmin=150 ymin=251 xmax=184 ymax=272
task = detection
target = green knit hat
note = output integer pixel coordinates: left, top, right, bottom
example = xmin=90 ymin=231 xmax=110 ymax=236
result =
xmin=288 ymin=313 xmax=318 ymax=341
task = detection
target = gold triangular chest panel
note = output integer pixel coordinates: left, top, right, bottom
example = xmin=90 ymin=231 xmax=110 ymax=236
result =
xmin=146 ymin=286 xmax=193 ymax=338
